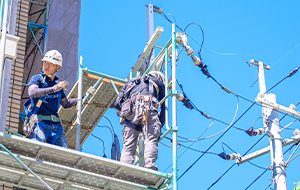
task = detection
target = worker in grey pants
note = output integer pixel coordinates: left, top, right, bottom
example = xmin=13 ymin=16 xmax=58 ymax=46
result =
xmin=112 ymin=71 xmax=165 ymax=171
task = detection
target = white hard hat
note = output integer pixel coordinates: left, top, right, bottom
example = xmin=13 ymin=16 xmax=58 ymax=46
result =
xmin=148 ymin=71 xmax=165 ymax=84
xmin=42 ymin=50 xmax=63 ymax=67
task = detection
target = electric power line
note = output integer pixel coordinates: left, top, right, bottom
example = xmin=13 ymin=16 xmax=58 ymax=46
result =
xmin=96 ymin=125 xmax=114 ymax=142
xmin=244 ymin=144 xmax=295 ymax=190
xmin=161 ymin=10 xmax=249 ymax=65
xmin=91 ymin=133 xmax=106 ymax=157
xmin=161 ymin=10 xmax=300 ymax=186
xmin=249 ymin=42 xmax=300 ymax=89
xmin=102 ymin=116 xmax=115 ymax=134
xmin=178 ymin=102 xmax=256 ymax=181
xmin=207 ymin=134 xmax=266 ymax=190
xmin=209 ymin=112 xmax=298 ymax=189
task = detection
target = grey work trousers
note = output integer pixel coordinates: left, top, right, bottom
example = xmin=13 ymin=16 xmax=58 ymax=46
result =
xmin=120 ymin=98 xmax=161 ymax=171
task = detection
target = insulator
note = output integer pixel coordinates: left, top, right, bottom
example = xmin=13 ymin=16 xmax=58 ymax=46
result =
xmin=254 ymin=128 xmax=264 ymax=136
xmin=191 ymin=55 xmax=202 ymax=66
xmin=227 ymin=153 xmax=241 ymax=160
xmin=182 ymin=34 xmax=194 ymax=56
xmin=176 ymin=93 xmax=184 ymax=101
xmin=218 ymin=152 xmax=241 ymax=160
xmin=245 ymin=127 xmax=264 ymax=136
xmin=185 ymin=45 xmax=194 ymax=56
xmin=181 ymin=34 xmax=188 ymax=47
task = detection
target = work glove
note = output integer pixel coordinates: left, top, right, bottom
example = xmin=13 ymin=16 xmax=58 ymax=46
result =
xmin=53 ymin=80 xmax=69 ymax=92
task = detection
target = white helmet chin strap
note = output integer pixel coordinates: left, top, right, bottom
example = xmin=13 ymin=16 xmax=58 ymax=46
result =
xmin=46 ymin=65 xmax=59 ymax=78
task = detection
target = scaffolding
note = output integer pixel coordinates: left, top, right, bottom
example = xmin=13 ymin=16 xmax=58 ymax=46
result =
xmin=0 ymin=0 xmax=182 ymax=188
xmin=0 ymin=22 xmax=180 ymax=189
xmin=60 ymin=23 xmax=180 ymax=189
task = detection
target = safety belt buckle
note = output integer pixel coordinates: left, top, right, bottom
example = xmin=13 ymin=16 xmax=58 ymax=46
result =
xmin=51 ymin=115 xmax=59 ymax=122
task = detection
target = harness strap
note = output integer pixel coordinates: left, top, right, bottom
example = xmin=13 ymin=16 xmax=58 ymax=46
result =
xmin=149 ymin=79 xmax=159 ymax=97
xmin=37 ymin=115 xmax=60 ymax=122
xmin=24 ymin=74 xmax=62 ymax=118
xmin=36 ymin=121 xmax=63 ymax=145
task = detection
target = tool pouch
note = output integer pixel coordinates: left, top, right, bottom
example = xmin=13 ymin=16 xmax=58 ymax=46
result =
xmin=119 ymin=99 xmax=132 ymax=118
xmin=23 ymin=115 xmax=36 ymax=138
xmin=142 ymin=109 xmax=149 ymax=123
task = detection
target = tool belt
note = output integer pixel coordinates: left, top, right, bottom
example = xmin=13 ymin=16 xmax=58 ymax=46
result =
xmin=118 ymin=95 xmax=159 ymax=122
xmin=23 ymin=115 xmax=36 ymax=137
xmin=132 ymin=95 xmax=159 ymax=108
xmin=36 ymin=115 xmax=61 ymax=123
xmin=23 ymin=114 xmax=60 ymax=137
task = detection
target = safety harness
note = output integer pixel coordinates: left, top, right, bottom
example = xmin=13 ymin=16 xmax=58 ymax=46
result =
xmin=117 ymin=74 xmax=160 ymax=108
xmin=116 ymin=74 xmax=161 ymax=132
xmin=23 ymin=74 xmax=62 ymax=143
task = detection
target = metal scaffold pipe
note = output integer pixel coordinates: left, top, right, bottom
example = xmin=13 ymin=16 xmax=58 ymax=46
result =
xmin=76 ymin=56 xmax=83 ymax=150
xmin=42 ymin=0 xmax=50 ymax=56
xmin=165 ymin=47 xmax=169 ymax=130
xmin=0 ymin=0 xmax=4 ymax=29
xmin=171 ymin=23 xmax=178 ymax=190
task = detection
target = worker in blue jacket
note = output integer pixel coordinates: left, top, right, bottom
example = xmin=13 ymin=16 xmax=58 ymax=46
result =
xmin=113 ymin=71 xmax=165 ymax=170
xmin=24 ymin=50 xmax=78 ymax=148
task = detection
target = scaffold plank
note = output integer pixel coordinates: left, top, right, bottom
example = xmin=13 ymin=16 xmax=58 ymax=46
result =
xmin=0 ymin=132 xmax=170 ymax=190
xmin=58 ymin=75 xmax=123 ymax=149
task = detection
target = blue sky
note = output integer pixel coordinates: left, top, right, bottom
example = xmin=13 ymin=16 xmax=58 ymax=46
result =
xmin=79 ymin=1 xmax=300 ymax=189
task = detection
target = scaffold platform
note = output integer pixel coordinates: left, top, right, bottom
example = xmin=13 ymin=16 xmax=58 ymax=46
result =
xmin=58 ymin=70 xmax=124 ymax=149
xmin=0 ymin=132 xmax=171 ymax=190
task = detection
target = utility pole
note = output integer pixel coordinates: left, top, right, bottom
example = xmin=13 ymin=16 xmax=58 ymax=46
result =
xmin=237 ymin=60 xmax=288 ymax=190
xmin=256 ymin=60 xmax=287 ymax=190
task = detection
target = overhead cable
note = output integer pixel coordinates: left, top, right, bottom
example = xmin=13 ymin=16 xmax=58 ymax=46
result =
xmin=250 ymin=42 xmax=300 ymax=88
xmin=91 ymin=133 xmax=106 ymax=158
xmin=102 ymin=115 xmax=116 ymax=134
xmin=206 ymin=134 xmax=266 ymax=190
xmin=161 ymin=10 xmax=249 ymax=65
xmin=244 ymin=144 xmax=295 ymax=190
xmin=244 ymin=168 xmax=269 ymax=190
xmin=178 ymin=102 xmax=256 ymax=181
xmin=183 ymin=22 xmax=204 ymax=58
xmin=176 ymin=80 xmax=240 ymax=141
xmin=210 ymin=114 xmax=294 ymax=189
xmin=192 ymin=96 xmax=239 ymax=141
xmin=265 ymin=66 xmax=300 ymax=94
xmin=96 ymin=125 xmax=114 ymax=142
xmin=176 ymin=120 xmax=214 ymax=143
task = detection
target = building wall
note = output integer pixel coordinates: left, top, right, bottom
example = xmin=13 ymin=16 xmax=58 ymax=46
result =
xmin=6 ymin=0 xmax=29 ymax=133
xmin=16 ymin=0 xmax=81 ymax=133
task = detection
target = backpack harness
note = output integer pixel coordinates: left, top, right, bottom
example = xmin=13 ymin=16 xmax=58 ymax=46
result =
xmin=119 ymin=74 xmax=160 ymax=106
xmin=23 ymin=74 xmax=63 ymax=143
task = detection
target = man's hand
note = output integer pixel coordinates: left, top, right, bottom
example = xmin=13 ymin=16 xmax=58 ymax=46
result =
xmin=53 ymin=80 xmax=69 ymax=92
